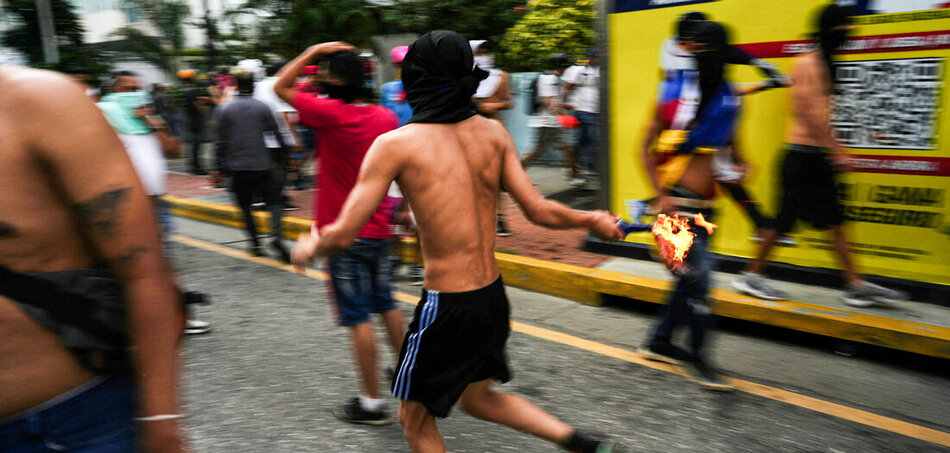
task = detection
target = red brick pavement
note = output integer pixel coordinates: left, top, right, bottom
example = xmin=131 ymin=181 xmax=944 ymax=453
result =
xmin=166 ymin=172 xmax=609 ymax=268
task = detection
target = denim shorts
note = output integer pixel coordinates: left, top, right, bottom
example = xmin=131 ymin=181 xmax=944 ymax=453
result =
xmin=0 ymin=375 xmax=136 ymax=452
xmin=327 ymin=238 xmax=396 ymax=326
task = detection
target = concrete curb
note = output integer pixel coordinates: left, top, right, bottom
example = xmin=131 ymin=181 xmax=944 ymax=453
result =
xmin=163 ymin=195 xmax=950 ymax=360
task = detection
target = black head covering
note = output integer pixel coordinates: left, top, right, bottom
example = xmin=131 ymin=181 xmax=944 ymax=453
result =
xmin=402 ymin=30 xmax=489 ymax=124
xmin=691 ymin=20 xmax=729 ymax=127
xmin=676 ymin=11 xmax=708 ymax=39
xmin=814 ymin=3 xmax=851 ymax=87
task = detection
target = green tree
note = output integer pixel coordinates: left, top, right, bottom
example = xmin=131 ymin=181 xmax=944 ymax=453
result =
xmin=230 ymin=0 xmax=378 ymax=58
xmin=122 ymin=0 xmax=190 ymax=51
xmin=498 ymin=0 xmax=596 ymax=72
xmin=0 ymin=0 xmax=104 ymax=70
xmin=380 ymin=0 xmax=526 ymax=41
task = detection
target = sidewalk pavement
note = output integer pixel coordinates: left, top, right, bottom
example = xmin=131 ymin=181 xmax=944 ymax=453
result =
xmin=163 ymin=157 xmax=949 ymax=359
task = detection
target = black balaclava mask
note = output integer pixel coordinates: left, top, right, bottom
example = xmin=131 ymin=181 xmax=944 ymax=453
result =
xmin=691 ymin=21 xmax=728 ymax=127
xmin=816 ymin=3 xmax=851 ymax=87
xmin=402 ymin=30 xmax=489 ymax=124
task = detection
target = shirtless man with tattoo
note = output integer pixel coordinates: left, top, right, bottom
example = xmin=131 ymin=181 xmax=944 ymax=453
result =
xmin=0 ymin=65 xmax=188 ymax=452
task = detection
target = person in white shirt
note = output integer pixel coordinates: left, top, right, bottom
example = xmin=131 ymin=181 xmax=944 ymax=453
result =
xmin=521 ymin=53 xmax=574 ymax=176
xmin=561 ymin=49 xmax=600 ymax=186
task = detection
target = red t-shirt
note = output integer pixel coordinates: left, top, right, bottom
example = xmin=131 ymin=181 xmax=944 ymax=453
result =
xmin=294 ymin=93 xmax=397 ymax=238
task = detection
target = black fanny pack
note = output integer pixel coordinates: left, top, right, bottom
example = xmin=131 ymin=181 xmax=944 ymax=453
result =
xmin=0 ymin=264 xmax=130 ymax=375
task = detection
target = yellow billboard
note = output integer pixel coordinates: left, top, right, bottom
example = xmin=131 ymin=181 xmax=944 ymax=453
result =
xmin=608 ymin=1 xmax=950 ymax=286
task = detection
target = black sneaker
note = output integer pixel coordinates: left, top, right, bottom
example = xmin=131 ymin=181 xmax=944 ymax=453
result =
xmin=684 ymin=357 xmax=734 ymax=392
xmin=496 ymin=220 xmax=512 ymax=237
xmin=283 ymin=203 xmax=301 ymax=212
xmin=638 ymin=337 xmax=691 ymax=366
xmin=249 ymin=245 xmax=266 ymax=257
xmin=333 ymin=398 xmax=392 ymax=426
xmin=270 ymin=239 xmax=291 ymax=264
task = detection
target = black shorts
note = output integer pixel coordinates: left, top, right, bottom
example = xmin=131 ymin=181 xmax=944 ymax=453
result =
xmin=391 ymin=277 xmax=511 ymax=418
xmin=774 ymin=144 xmax=845 ymax=234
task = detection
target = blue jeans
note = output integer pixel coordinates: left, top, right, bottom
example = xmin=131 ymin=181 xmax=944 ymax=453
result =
xmin=0 ymin=376 xmax=136 ymax=452
xmin=328 ymin=238 xmax=396 ymax=326
xmin=651 ymin=218 xmax=714 ymax=358
xmin=573 ymin=110 xmax=599 ymax=171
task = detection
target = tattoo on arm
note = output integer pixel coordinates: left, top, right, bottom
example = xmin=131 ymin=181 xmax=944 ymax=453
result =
xmin=0 ymin=222 xmax=17 ymax=238
xmin=71 ymin=188 xmax=130 ymax=238
xmin=111 ymin=246 xmax=148 ymax=268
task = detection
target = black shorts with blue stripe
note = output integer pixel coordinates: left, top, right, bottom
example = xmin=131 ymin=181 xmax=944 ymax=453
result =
xmin=391 ymin=276 xmax=511 ymax=418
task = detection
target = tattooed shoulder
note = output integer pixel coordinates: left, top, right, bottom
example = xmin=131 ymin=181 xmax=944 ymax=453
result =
xmin=112 ymin=246 xmax=148 ymax=268
xmin=71 ymin=187 xmax=130 ymax=238
xmin=0 ymin=221 xmax=17 ymax=238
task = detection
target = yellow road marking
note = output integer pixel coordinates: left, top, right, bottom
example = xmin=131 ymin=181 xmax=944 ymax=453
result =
xmin=173 ymin=234 xmax=950 ymax=448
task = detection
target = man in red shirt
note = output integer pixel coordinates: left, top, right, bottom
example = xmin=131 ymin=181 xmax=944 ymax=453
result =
xmin=275 ymin=43 xmax=406 ymax=425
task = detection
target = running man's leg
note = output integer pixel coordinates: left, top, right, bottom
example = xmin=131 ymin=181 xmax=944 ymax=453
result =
xmin=398 ymin=400 xmax=445 ymax=453
xmin=829 ymin=225 xmax=860 ymax=285
xmin=458 ymin=379 xmax=573 ymax=444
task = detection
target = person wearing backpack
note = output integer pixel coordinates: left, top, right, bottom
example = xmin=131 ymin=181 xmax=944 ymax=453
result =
xmin=521 ymin=53 xmax=575 ymax=177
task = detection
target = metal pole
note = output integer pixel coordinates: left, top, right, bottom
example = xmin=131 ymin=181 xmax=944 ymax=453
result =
xmin=35 ymin=0 xmax=59 ymax=64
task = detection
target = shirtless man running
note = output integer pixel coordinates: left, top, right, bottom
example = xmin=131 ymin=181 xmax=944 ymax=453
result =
xmin=0 ymin=66 xmax=188 ymax=452
xmin=732 ymin=3 xmax=907 ymax=307
xmin=293 ymin=32 xmax=623 ymax=453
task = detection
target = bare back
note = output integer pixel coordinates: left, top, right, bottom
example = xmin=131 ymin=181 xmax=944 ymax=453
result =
xmin=389 ymin=116 xmax=507 ymax=292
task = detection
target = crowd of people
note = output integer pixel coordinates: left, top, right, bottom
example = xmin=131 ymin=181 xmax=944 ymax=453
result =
xmin=0 ymin=2 xmax=913 ymax=452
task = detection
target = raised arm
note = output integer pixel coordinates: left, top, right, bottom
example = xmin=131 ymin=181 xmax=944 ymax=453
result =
xmin=274 ymin=41 xmax=355 ymax=106
xmin=500 ymin=126 xmax=620 ymax=240
xmin=22 ymin=71 xmax=187 ymax=452
xmin=293 ymin=133 xmax=401 ymax=267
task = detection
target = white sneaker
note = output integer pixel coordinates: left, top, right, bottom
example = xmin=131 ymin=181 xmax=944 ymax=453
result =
xmin=184 ymin=318 xmax=211 ymax=335
xmin=732 ymin=272 xmax=788 ymax=300
xmin=844 ymin=281 xmax=908 ymax=307
xmin=568 ymin=178 xmax=588 ymax=188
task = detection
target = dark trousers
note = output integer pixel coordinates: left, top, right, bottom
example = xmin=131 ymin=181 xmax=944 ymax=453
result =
xmin=188 ymin=119 xmax=205 ymax=173
xmin=651 ymin=210 xmax=715 ymax=358
xmin=231 ymin=170 xmax=282 ymax=247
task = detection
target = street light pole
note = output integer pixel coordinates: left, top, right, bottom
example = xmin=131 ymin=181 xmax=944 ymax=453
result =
xmin=35 ymin=0 xmax=59 ymax=64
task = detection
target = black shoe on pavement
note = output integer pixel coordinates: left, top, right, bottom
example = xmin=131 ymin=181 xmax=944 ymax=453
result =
xmin=270 ymin=239 xmax=291 ymax=264
xmin=250 ymin=245 xmax=266 ymax=257
xmin=684 ymin=356 xmax=734 ymax=392
xmin=283 ymin=203 xmax=301 ymax=212
xmin=333 ymin=398 xmax=392 ymax=426
xmin=638 ymin=337 xmax=692 ymax=366
xmin=496 ymin=219 xmax=512 ymax=237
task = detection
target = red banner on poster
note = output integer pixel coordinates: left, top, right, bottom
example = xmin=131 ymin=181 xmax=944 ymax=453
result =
xmin=737 ymin=30 xmax=950 ymax=59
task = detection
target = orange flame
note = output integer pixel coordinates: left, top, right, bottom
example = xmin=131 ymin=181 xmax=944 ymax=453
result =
xmin=651 ymin=213 xmax=718 ymax=271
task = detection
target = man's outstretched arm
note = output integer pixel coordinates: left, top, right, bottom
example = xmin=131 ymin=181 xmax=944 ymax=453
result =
xmin=22 ymin=70 xmax=187 ymax=452
xmin=293 ymin=133 xmax=401 ymax=267
xmin=499 ymin=125 xmax=621 ymax=240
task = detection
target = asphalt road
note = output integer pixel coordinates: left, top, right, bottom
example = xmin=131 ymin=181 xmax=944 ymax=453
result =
xmin=170 ymin=217 xmax=949 ymax=453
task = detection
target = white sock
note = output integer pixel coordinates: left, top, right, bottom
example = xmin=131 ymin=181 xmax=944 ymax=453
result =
xmin=359 ymin=395 xmax=384 ymax=412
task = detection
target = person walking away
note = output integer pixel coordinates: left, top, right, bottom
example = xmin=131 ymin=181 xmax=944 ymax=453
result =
xmin=275 ymin=45 xmax=407 ymax=425
xmin=214 ymin=68 xmax=291 ymax=262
